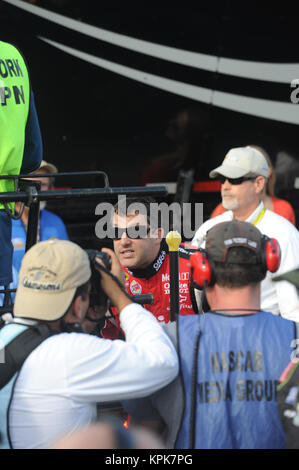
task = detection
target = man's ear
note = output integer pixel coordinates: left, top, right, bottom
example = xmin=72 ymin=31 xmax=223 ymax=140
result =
xmin=65 ymin=296 xmax=86 ymax=324
xmin=255 ymin=176 xmax=266 ymax=194
xmin=158 ymin=227 xmax=165 ymax=240
xmin=154 ymin=226 xmax=164 ymax=242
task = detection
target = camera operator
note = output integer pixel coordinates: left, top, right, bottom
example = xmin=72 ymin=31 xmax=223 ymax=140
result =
xmin=0 ymin=239 xmax=178 ymax=449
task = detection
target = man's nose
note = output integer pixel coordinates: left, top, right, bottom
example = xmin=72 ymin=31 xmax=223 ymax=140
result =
xmin=221 ymin=178 xmax=231 ymax=189
xmin=120 ymin=231 xmax=130 ymax=243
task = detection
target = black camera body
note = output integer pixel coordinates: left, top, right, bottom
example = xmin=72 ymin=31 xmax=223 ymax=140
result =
xmin=85 ymin=249 xmax=112 ymax=308
xmin=88 ymin=250 xmax=112 ymax=272
xmin=85 ymin=249 xmax=155 ymax=314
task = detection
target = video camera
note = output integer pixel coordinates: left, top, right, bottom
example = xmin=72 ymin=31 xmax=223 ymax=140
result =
xmin=86 ymin=249 xmax=112 ymax=309
xmin=85 ymin=249 xmax=154 ymax=309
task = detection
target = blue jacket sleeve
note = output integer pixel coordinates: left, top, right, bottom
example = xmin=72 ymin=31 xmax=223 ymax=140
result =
xmin=20 ymin=90 xmax=43 ymax=174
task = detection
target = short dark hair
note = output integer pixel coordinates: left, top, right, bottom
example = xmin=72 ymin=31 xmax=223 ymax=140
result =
xmin=73 ymin=280 xmax=90 ymax=302
xmin=213 ymin=247 xmax=266 ymax=288
xmin=45 ymin=280 xmax=90 ymax=324
xmin=65 ymin=280 xmax=90 ymax=314
xmin=113 ymin=196 xmax=159 ymax=228
xmin=62 ymin=280 xmax=90 ymax=317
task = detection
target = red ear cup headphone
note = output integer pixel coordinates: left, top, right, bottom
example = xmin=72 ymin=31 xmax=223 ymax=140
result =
xmin=190 ymin=250 xmax=215 ymax=290
xmin=261 ymin=236 xmax=281 ymax=273
xmin=190 ymin=236 xmax=281 ymax=289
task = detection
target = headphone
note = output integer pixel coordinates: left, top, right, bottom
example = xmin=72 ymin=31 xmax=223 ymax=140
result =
xmin=190 ymin=236 xmax=281 ymax=290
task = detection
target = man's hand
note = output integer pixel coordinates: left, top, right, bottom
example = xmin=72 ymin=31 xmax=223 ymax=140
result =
xmin=101 ymin=247 xmax=126 ymax=286
xmin=95 ymin=248 xmax=131 ymax=314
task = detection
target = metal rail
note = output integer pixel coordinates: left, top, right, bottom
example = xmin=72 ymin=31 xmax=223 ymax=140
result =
xmin=0 ymin=171 xmax=168 ymax=314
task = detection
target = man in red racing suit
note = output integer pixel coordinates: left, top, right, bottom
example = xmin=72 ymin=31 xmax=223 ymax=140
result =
xmin=122 ymin=240 xmax=197 ymax=323
xmin=101 ymin=197 xmax=198 ymax=338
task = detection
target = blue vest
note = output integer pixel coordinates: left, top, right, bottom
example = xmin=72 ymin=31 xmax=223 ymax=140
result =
xmin=175 ymin=311 xmax=295 ymax=449
xmin=0 ymin=323 xmax=28 ymax=449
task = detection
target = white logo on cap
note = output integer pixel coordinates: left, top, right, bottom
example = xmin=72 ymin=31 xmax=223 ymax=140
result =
xmin=224 ymin=237 xmax=257 ymax=248
xmin=22 ymin=276 xmax=62 ymax=291
xmin=226 ymin=155 xmax=239 ymax=161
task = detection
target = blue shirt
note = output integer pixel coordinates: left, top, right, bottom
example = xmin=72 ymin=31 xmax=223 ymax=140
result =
xmin=12 ymin=209 xmax=69 ymax=272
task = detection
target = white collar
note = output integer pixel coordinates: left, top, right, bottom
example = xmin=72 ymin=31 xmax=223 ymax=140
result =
xmin=245 ymin=201 xmax=265 ymax=224
xmin=230 ymin=201 xmax=264 ymax=224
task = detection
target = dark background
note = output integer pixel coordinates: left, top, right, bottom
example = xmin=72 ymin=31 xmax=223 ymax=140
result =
xmin=1 ymin=1 xmax=299 ymax=244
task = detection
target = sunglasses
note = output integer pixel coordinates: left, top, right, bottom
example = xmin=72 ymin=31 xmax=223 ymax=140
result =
xmin=112 ymin=225 xmax=151 ymax=241
xmin=217 ymin=175 xmax=257 ymax=185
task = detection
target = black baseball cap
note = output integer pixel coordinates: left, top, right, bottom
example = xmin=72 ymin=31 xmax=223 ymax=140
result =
xmin=206 ymin=220 xmax=262 ymax=264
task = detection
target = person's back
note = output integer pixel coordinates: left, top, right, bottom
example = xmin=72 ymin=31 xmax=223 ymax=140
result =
xmin=0 ymin=41 xmax=30 ymax=198
xmin=176 ymin=311 xmax=294 ymax=449
xmin=178 ymin=220 xmax=295 ymax=448
xmin=123 ymin=220 xmax=295 ymax=449
xmin=0 ymin=240 xmax=178 ymax=449
xmin=0 ymin=40 xmax=42 ymax=287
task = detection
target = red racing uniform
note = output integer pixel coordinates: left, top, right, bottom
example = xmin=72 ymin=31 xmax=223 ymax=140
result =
xmin=101 ymin=241 xmax=198 ymax=338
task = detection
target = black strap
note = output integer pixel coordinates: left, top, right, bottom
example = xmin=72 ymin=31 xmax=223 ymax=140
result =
xmin=0 ymin=323 xmax=54 ymax=390
xmin=174 ymin=315 xmax=186 ymax=450
xmin=189 ymin=323 xmax=201 ymax=449
xmin=294 ymin=322 xmax=299 ymax=342
xmin=174 ymin=315 xmax=201 ymax=449
xmin=189 ymin=279 xmax=199 ymax=314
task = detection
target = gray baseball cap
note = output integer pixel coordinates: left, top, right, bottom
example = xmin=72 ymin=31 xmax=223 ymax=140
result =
xmin=209 ymin=146 xmax=269 ymax=179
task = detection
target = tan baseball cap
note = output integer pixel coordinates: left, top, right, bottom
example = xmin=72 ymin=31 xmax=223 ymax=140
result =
xmin=14 ymin=240 xmax=91 ymax=321
xmin=209 ymin=146 xmax=269 ymax=179
xmin=39 ymin=160 xmax=58 ymax=174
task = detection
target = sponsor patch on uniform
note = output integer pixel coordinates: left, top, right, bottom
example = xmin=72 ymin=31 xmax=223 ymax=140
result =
xmin=153 ymin=250 xmax=166 ymax=272
xmin=130 ymin=280 xmax=142 ymax=295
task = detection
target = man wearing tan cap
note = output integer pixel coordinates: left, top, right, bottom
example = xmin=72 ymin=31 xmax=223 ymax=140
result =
xmin=192 ymin=146 xmax=299 ymax=321
xmin=11 ymin=160 xmax=69 ymax=272
xmin=0 ymin=239 xmax=178 ymax=449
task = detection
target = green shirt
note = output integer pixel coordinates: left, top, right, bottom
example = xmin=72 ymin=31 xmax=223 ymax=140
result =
xmin=0 ymin=41 xmax=30 ymax=210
